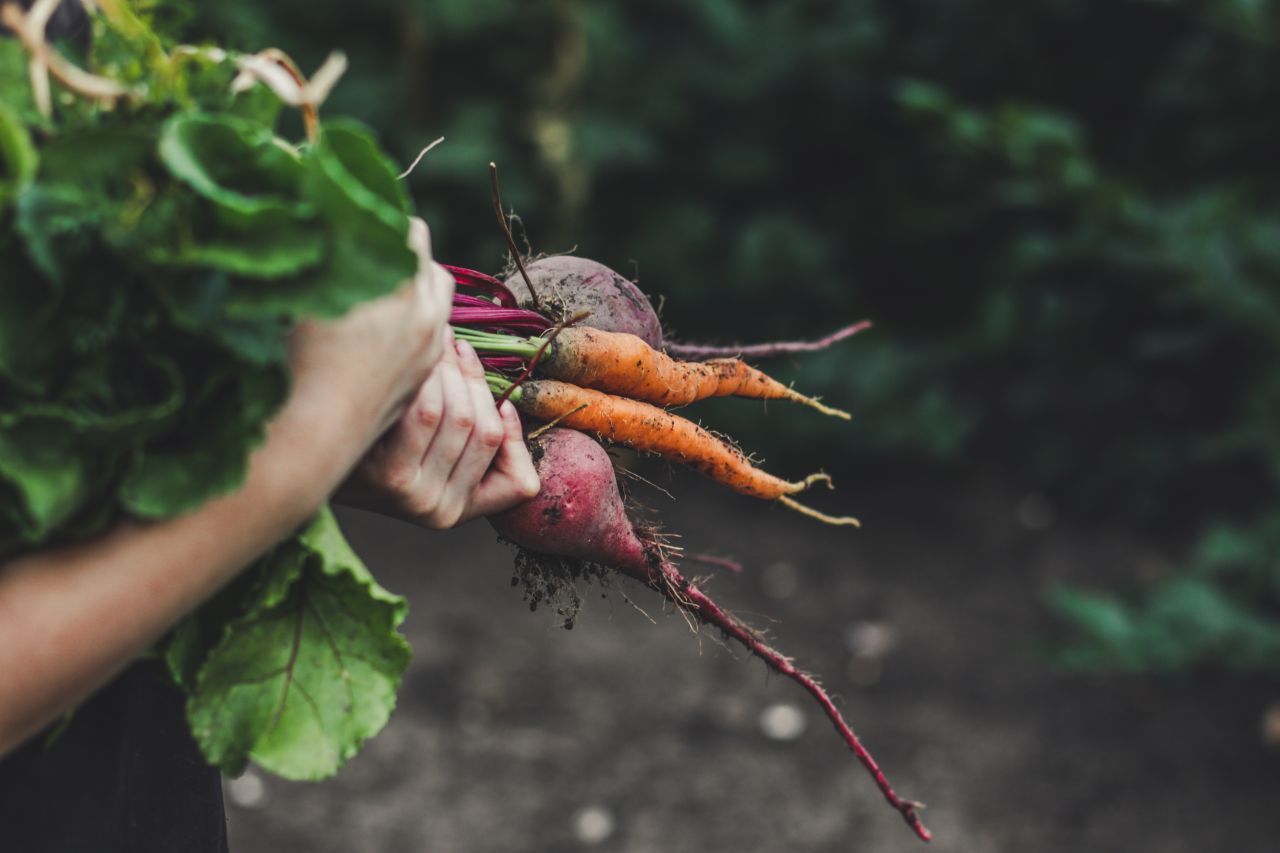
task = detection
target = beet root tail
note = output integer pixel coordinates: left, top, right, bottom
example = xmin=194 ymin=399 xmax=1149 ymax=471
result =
xmin=665 ymin=321 xmax=873 ymax=360
xmin=650 ymin=558 xmax=931 ymax=842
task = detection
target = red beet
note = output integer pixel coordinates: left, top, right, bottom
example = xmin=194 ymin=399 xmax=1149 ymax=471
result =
xmin=489 ymin=427 xmax=931 ymax=842
xmin=489 ymin=428 xmax=650 ymax=576
xmin=503 ymin=257 xmax=664 ymax=349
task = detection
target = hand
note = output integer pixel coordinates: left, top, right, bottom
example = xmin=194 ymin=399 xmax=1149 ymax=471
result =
xmin=285 ymin=217 xmax=455 ymax=458
xmin=335 ymin=334 xmax=541 ymax=529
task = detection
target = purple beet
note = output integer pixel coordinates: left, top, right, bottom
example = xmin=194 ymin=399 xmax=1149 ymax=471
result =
xmin=504 ymin=257 xmax=664 ymax=349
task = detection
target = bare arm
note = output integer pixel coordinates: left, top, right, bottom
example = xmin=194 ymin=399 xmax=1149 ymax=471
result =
xmin=0 ymin=218 xmax=467 ymax=756
xmin=0 ymin=384 xmax=367 ymax=755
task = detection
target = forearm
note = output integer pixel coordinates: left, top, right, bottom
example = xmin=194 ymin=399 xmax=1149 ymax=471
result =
xmin=0 ymin=383 xmax=370 ymax=756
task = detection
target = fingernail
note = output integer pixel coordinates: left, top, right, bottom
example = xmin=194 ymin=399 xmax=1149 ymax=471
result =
xmin=457 ymin=339 xmax=477 ymax=361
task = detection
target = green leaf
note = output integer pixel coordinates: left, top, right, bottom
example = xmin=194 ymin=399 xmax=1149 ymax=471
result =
xmin=158 ymin=112 xmax=312 ymax=227
xmin=163 ymin=274 xmax=290 ymax=367
xmin=37 ymin=124 xmax=155 ymax=190
xmin=185 ymin=508 xmax=409 ymax=779
xmin=312 ymin=121 xmax=411 ymax=218
xmin=0 ymin=40 xmax=40 ymax=126
xmin=0 ymin=351 xmax=185 ymax=441
xmin=0 ymin=420 xmax=113 ymax=545
xmin=226 ymin=80 xmax=284 ymax=129
xmin=15 ymin=185 xmax=99 ymax=283
xmin=120 ymin=364 xmax=288 ymax=518
xmin=172 ymin=221 xmax=326 ymax=278
xmin=0 ymin=253 xmax=60 ymax=392
xmin=0 ymin=100 xmax=37 ymax=210
xmin=218 ymin=122 xmax=417 ymax=319
xmin=225 ymin=227 xmax=415 ymax=319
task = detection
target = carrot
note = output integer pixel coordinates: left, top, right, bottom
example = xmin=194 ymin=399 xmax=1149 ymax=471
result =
xmin=491 ymin=376 xmax=859 ymax=526
xmin=459 ymin=326 xmax=850 ymax=419
xmin=543 ymin=327 xmax=850 ymax=418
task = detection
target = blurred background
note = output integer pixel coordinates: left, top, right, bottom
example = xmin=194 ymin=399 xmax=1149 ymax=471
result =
xmin=172 ymin=0 xmax=1278 ymax=849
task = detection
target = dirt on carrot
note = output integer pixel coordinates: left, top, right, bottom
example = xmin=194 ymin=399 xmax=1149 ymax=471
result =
xmin=540 ymin=327 xmax=850 ymax=419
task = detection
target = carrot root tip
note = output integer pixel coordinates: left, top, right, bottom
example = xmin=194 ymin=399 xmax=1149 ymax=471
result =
xmin=797 ymin=472 xmax=834 ymax=491
xmin=778 ymin=496 xmax=861 ymax=527
xmin=795 ymin=393 xmax=852 ymax=420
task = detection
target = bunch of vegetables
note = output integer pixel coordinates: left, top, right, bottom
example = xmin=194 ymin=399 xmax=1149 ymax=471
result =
xmin=1 ymin=2 xmax=928 ymax=842
xmin=444 ymin=248 xmax=928 ymax=840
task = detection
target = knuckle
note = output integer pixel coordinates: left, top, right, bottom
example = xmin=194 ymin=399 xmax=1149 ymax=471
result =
xmin=450 ymin=413 xmax=475 ymax=433
xmin=415 ymin=403 xmax=442 ymax=430
xmin=477 ymin=425 xmax=504 ymax=450
xmin=411 ymin=493 xmax=440 ymax=520
xmin=382 ymin=466 xmax=417 ymax=495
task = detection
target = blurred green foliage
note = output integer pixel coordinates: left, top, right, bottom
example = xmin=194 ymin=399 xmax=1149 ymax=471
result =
xmin=171 ymin=0 xmax=1280 ymax=673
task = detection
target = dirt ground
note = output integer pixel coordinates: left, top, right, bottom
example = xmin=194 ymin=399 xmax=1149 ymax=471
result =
xmin=223 ymin=473 xmax=1280 ymax=852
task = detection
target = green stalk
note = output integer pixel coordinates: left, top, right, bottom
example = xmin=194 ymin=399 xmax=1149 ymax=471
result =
xmin=485 ymin=373 xmax=522 ymax=401
xmin=453 ymin=327 xmax=543 ymax=357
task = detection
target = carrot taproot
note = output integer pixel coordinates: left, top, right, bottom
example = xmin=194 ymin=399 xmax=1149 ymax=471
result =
xmin=541 ymin=327 xmax=850 ymax=419
xmin=460 ymin=326 xmax=850 ymax=418
xmin=492 ymin=377 xmax=859 ymax=526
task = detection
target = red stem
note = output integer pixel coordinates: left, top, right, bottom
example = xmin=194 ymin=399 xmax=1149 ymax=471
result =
xmin=444 ymin=264 xmax=520 ymax=308
xmin=646 ymin=552 xmax=931 ymax=842
xmin=687 ymin=553 xmax=744 ymax=574
xmin=665 ymin=321 xmax=872 ymax=360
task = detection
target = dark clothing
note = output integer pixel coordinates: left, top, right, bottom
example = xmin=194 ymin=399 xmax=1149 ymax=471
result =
xmin=0 ymin=660 xmax=229 ymax=853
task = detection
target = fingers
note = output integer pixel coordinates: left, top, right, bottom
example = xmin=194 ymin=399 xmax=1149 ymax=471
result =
xmin=462 ymin=401 xmax=541 ymax=521
xmin=376 ymin=367 xmax=445 ymax=489
xmin=407 ymin=216 xmax=432 ymax=265
xmin=493 ymin=401 xmax=540 ymax=500
xmin=419 ymin=341 xmax=474 ymax=498
xmin=402 ymin=217 xmax=453 ymax=378
xmin=408 ymin=217 xmax=453 ymax=318
xmin=434 ymin=340 xmax=506 ymax=522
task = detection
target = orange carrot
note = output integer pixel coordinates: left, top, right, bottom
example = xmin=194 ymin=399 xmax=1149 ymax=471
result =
xmin=541 ymin=327 xmax=850 ymax=419
xmin=499 ymin=378 xmax=858 ymax=526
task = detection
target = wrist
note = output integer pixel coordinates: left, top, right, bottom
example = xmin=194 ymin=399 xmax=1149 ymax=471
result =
xmin=259 ymin=379 xmax=385 ymax=515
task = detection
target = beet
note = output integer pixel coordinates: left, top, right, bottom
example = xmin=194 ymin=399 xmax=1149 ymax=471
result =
xmin=488 ymin=428 xmax=652 ymax=582
xmin=504 ymin=257 xmax=663 ymax=349
xmin=488 ymin=426 xmax=931 ymax=841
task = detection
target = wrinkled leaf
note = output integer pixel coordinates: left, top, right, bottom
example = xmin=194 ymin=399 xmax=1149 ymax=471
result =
xmin=0 ymin=423 xmax=99 ymax=544
xmin=173 ymin=221 xmax=326 ymax=278
xmin=120 ymin=365 xmax=288 ymax=518
xmin=0 ymin=100 xmax=37 ymax=209
xmin=159 ymin=113 xmax=311 ymax=227
xmin=186 ymin=508 xmax=410 ymax=779
xmin=16 ymin=185 xmax=100 ymax=283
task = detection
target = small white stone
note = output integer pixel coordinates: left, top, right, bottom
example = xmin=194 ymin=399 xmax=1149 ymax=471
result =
xmin=843 ymin=621 xmax=895 ymax=658
xmin=758 ymin=702 xmax=806 ymax=741
xmin=573 ymin=805 xmax=616 ymax=845
xmin=226 ymin=769 xmax=266 ymax=809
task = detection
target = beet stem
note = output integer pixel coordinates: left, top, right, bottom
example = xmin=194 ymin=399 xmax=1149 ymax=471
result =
xmin=666 ymin=321 xmax=873 ymax=360
xmin=686 ymin=553 xmax=744 ymax=574
xmin=651 ymin=558 xmax=930 ymax=842
xmin=492 ymin=311 xmax=587 ymax=406
xmin=489 ymin=162 xmax=541 ymax=309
